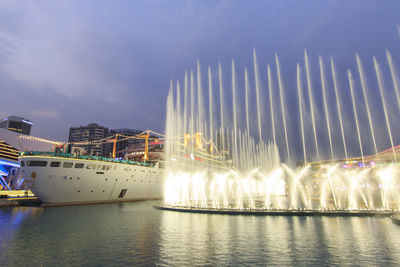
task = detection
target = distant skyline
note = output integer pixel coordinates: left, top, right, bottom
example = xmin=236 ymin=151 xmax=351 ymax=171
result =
xmin=0 ymin=0 xmax=399 ymax=146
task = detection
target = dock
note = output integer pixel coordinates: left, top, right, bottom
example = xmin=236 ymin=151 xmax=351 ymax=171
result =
xmin=0 ymin=190 xmax=42 ymax=207
xmin=392 ymin=215 xmax=400 ymax=225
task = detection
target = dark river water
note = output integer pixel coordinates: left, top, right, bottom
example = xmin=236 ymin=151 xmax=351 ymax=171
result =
xmin=1 ymin=201 xmax=400 ymax=266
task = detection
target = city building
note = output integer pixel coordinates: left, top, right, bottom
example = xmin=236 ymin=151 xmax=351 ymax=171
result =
xmin=68 ymin=124 xmax=146 ymax=158
xmin=0 ymin=139 xmax=19 ymax=190
xmin=68 ymin=123 xmax=110 ymax=157
xmin=123 ymin=140 xmax=164 ymax=161
xmin=0 ymin=115 xmax=33 ymax=135
xmin=110 ymin=128 xmax=143 ymax=157
xmin=0 ymin=127 xmax=53 ymax=190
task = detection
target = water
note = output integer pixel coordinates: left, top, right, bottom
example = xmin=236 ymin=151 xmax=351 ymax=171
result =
xmin=276 ymin=54 xmax=291 ymax=164
xmin=297 ymin=64 xmax=307 ymax=163
xmin=218 ymin=62 xmax=225 ymax=151
xmin=304 ymin=50 xmax=319 ymax=159
xmin=1 ymin=202 xmax=400 ymax=266
xmin=190 ymin=69 xmax=195 ymax=135
xmin=330 ymin=58 xmax=348 ymax=159
xmin=356 ymin=54 xmax=378 ymax=155
xmin=319 ymin=56 xmax=334 ymax=160
xmin=197 ymin=60 xmax=204 ymax=135
xmin=387 ymin=50 xmax=400 ymax=112
xmin=348 ymin=70 xmax=364 ymax=164
xmin=208 ymin=65 xmax=214 ymax=142
xmin=268 ymin=65 xmax=277 ymax=146
xmin=374 ymin=57 xmax=397 ymax=162
xmin=164 ymin=48 xmax=400 ymax=212
xmin=231 ymin=60 xmax=238 ymax=165
xmin=244 ymin=68 xmax=250 ymax=135
xmin=253 ymin=49 xmax=263 ymax=142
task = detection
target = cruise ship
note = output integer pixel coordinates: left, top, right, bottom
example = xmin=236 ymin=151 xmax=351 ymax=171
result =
xmin=20 ymin=152 xmax=164 ymax=205
xmin=18 ymin=130 xmax=225 ymax=205
xmin=19 ymin=133 xmax=165 ymax=205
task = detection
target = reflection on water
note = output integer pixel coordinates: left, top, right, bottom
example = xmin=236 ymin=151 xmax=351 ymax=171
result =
xmin=1 ymin=201 xmax=400 ymax=266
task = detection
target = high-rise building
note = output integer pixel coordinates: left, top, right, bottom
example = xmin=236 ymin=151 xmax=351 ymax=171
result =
xmin=0 ymin=115 xmax=33 ymax=135
xmin=68 ymin=123 xmax=110 ymax=156
xmin=110 ymin=129 xmax=143 ymax=157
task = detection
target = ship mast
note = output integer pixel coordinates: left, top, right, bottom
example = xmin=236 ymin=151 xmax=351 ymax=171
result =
xmin=144 ymin=130 xmax=149 ymax=161
xmin=112 ymin=134 xmax=118 ymax=159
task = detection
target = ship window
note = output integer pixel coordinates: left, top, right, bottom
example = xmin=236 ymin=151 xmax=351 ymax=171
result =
xmin=63 ymin=162 xmax=73 ymax=168
xmin=27 ymin=160 xmax=47 ymax=167
xmin=75 ymin=163 xmax=84 ymax=168
xmin=20 ymin=161 xmax=25 ymax=167
xmin=118 ymin=189 xmax=127 ymax=198
xmin=50 ymin=162 xmax=61 ymax=167
xmin=102 ymin=165 xmax=106 ymax=170
xmin=86 ymin=164 xmax=93 ymax=169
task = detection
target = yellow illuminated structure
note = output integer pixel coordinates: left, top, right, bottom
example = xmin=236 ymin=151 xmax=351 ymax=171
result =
xmin=195 ymin=132 xmax=202 ymax=148
xmin=144 ymin=131 xmax=149 ymax=161
xmin=112 ymin=134 xmax=118 ymax=159
xmin=184 ymin=134 xmax=190 ymax=147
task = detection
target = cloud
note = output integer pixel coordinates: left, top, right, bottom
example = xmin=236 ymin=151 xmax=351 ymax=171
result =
xmin=30 ymin=110 xmax=59 ymax=119
xmin=0 ymin=0 xmax=399 ymax=149
xmin=0 ymin=1 xmax=132 ymax=103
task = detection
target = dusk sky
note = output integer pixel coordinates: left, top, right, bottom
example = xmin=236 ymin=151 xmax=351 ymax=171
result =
xmin=0 ymin=0 xmax=399 ymax=154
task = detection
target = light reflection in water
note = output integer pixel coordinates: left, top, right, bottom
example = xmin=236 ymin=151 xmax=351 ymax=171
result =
xmin=158 ymin=207 xmax=400 ymax=266
xmin=1 ymin=203 xmax=400 ymax=265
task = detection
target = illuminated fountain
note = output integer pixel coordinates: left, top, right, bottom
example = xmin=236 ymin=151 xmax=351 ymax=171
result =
xmin=159 ymin=48 xmax=400 ymax=215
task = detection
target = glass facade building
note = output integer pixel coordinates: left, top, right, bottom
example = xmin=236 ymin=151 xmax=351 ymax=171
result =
xmin=0 ymin=116 xmax=33 ymax=135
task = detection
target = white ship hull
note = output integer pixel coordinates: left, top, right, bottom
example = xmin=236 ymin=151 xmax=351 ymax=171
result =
xmin=20 ymin=155 xmax=164 ymax=205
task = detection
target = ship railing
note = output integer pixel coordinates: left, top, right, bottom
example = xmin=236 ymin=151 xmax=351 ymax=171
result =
xmin=20 ymin=151 xmax=156 ymax=167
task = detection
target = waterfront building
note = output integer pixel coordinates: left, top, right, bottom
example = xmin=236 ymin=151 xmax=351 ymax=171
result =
xmin=110 ymin=129 xmax=143 ymax=157
xmin=0 ymin=128 xmax=53 ymax=190
xmin=68 ymin=123 xmax=110 ymax=157
xmin=122 ymin=140 xmax=164 ymax=161
xmin=0 ymin=115 xmax=33 ymax=135
xmin=68 ymin=124 xmax=147 ymax=158
xmin=0 ymin=139 xmax=19 ymax=190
